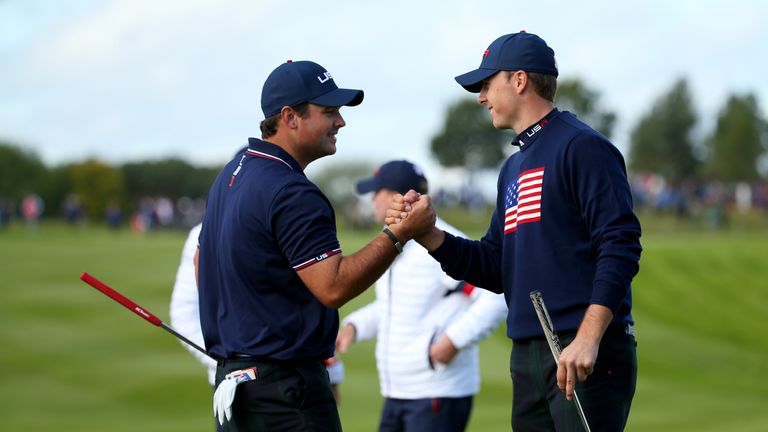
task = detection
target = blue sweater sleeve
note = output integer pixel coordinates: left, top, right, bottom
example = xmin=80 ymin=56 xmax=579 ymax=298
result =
xmin=565 ymin=133 xmax=642 ymax=313
xmin=429 ymin=211 xmax=505 ymax=294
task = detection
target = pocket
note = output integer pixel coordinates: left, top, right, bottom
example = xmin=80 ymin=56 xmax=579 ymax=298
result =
xmin=236 ymin=365 xmax=307 ymax=409
xmin=426 ymin=329 xmax=449 ymax=373
xmin=427 ymin=329 xmax=438 ymax=370
xmin=592 ymin=334 xmax=637 ymax=397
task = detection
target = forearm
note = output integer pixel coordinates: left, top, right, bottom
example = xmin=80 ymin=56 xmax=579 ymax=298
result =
xmin=592 ymin=229 xmax=642 ymax=312
xmin=302 ymin=232 xmax=399 ymax=309
xmin=336 ymin=232 xmax=400 ymax=302
xmin=445 ymin=292 xmax=507 ymax=349
xmin=576 ymin=304 xmax=613 ymax=344
xmin=341 ymin=302 xmax=380 ymax=342
xmin=430 ymin=231 xmax=504 ymax=293
xmin=414 ymin=226 xmax=445 ymax=252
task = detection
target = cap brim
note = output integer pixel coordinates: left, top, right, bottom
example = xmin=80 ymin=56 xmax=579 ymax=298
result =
xmin=311 ymin=88 xmax=364 ymax=108
xmin=454 ymin=68 xmax=499 ymax=93
xmin=355 ymin=177 xmax=379 ymax=194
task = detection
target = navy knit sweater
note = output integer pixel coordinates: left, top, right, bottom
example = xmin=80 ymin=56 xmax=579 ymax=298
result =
xmin=431 ymin=109 xmax=642 ymax=340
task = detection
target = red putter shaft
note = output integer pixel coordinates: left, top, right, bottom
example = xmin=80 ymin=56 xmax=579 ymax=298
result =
xmin=81 ymin=272 xmax=162 ymax=326
xmin=80 ymin=272 xmax=213 ymax=359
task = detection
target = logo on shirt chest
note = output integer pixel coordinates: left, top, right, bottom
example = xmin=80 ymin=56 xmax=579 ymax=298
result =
xmin=504 ymin=167 xmax=544 ymax=234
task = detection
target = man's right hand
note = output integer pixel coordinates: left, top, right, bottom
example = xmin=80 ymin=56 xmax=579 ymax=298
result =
xmin=385 ymin=190 xmax=421 ymax=225
xmin=336 ymin=323 xmax=357 ymax=354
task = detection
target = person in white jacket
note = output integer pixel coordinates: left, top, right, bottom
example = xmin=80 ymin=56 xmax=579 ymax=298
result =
xmin=170 ymin=223 xmax=218 ymax=386
xmin=337 ymin=160 xmax=508 ymax=432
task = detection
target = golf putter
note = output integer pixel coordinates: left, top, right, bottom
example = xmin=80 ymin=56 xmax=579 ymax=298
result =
xmin=80 ymin=272 xmax=213 ymax=359
xmin=530 ymin=290 xmax=592 ymax=432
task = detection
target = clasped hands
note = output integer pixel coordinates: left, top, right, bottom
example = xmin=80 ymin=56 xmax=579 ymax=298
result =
xmin=384 ymin=190 xmax=442 ymax=249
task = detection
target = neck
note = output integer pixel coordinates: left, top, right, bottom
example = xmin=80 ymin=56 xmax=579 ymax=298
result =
xmin=265 ymin=133 xmax=310 ymax=170
xmin=514 ymin=100 xmax=554 ymax=134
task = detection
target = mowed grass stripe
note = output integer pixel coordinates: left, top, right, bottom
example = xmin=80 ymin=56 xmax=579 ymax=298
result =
xmin=634 ymin=233 xmax=768 ymax=350
xmin=628 ymin=231 xmax=768 ymax=431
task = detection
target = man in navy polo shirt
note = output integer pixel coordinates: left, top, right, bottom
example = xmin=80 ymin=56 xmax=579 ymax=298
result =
xmin=195 ymin=60 xmax=433 ymax=431
xmin=388 ymin=32 xmax=642 ymax=430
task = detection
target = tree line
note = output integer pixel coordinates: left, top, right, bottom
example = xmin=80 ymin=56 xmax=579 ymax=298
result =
xmin=0 ymin=145 xmax=219 ymax=221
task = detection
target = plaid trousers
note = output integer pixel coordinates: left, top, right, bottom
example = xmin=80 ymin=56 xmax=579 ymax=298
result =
xmin=510 ymin=326 xmax=637 ymax=431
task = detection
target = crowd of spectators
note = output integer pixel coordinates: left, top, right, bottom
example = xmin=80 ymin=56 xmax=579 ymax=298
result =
xmin=629 ymin=173 xmax=768 ymax=227
xmin=0 ymin=194 xmax=206 ymax=232
xmin=1 ymin=175 xmax=767 ymax=232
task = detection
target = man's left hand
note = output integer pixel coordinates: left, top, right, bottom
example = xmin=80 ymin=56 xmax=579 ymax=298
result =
xmin=556 ymin=304 xmax=613 ymax=400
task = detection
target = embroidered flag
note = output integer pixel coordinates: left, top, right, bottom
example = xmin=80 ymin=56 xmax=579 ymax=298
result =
xmin=504 ymin=167 xmax=544 ymax=234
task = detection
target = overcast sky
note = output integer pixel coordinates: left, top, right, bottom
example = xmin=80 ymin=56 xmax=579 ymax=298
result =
xmin=2 ymin=0 xmax=767 ymax=185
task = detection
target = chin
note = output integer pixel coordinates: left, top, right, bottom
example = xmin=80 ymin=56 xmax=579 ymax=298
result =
xmin=492 ymin=118 xmax=512 ymax=130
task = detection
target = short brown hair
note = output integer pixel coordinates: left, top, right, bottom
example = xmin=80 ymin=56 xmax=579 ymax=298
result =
xmin=259 ymin=102 xmax=310 ymax=138
xmin=527 ymin=72 xmax=557 ymax=102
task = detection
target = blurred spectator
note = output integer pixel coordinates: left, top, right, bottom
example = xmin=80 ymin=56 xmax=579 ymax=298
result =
xmin=0 ymin=196 xmax=11 ymax=228
xmin=735 ymin=182 xmax=752 ymax=213
xmin=21 ymin=193 xmax=44 ymax=228
xmin=62 ymin=194 xmax=85 ymax=225
xmin=106 ymin=201 xmax=123 ymax=229
xmin=155 ymin=197 xmax=175 ymax=228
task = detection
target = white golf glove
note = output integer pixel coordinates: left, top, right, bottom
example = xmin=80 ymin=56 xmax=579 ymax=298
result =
xmin=213 ymin=367 xmax=258 ymax=425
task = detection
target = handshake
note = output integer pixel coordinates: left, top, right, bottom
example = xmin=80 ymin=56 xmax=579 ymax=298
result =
xmin=385 ymin=190 xmax=444 ymax=252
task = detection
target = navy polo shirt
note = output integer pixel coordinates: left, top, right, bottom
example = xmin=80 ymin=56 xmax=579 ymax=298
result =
xmin=197 ymin=138 xmax=340 ymax=361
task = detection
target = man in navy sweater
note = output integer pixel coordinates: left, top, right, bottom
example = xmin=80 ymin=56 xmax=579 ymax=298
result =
xmin=387 ymin=32 xmax=642 ymax=430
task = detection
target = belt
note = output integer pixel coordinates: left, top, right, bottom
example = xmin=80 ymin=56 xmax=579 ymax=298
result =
xmin=217 ymin=355 xmax=324 ymax=368
xmin=563 ymin=323 xmax=634 ymax=337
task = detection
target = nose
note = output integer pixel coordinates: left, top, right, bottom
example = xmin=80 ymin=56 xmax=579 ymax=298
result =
xmin=336 ymin=113 xmax=346 ymax=128
xmin=477 ymin=88 xmax=488 ymax=105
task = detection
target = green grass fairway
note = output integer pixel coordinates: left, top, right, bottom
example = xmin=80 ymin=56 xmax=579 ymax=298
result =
xmin=1 ymin=222 xmax=767 ymax=431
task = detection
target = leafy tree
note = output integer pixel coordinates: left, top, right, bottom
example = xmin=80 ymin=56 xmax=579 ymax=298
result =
xmin=38 ymin=165 xmax=72 ymax=219
xmin=121 ymin=159 xmax=220 ymax=199
xmin=704 ymin=93 xmax=767 ymax=181
xmin=0 ymin=142 xmax=46 ymax=199
xmin=555 ymin=78 xmax=617 ymax=139
xmin=628 ymin=78 xmax=700 ymax=182
xmin=69 ymin=159 xmax=125 ymax=220
xmin=430 ymin=99 xmax=513 ymax=170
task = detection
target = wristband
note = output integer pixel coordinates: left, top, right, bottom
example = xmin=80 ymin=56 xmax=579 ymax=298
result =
xmin=382 ymin=226 xmax=404 ymax=254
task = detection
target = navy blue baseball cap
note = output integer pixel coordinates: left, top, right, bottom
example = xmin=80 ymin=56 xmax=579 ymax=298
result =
xmin=261 ymin=60 xmax=364 ymax=117
xmin=356 ymin=160 xmax=428 ymax=195
xmin=455 ymin=31 xmax=558 ymax=93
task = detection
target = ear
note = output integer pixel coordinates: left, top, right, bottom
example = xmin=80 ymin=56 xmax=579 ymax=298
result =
xmin=513 ymin=71 xmax=528 ymax=95
xmin=280 ymin=106 xmax=299 ymax=129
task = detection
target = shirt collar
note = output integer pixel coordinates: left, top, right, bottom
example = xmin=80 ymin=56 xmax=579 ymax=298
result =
xmin=246 ymin=137 xmax=303 ymax=172
xmin=511 ymin=108 xmax=560 ymax=151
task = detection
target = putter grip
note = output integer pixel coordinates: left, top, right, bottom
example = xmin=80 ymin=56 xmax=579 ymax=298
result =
xmin=81 ymin=272 xmax=162 ymax=326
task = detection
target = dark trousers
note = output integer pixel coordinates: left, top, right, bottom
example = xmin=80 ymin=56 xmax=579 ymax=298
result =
xmin=510 ymin=327 xmax=637 ymax=431
xmin=215 ymin=358 xmax=342 ymax=432
xmin=378 ymin=396 xmax=473 ymax=432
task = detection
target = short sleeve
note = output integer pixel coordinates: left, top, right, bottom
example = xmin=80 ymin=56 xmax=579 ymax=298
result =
xmin=271 ymin=180 xmax=341 ymax=271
